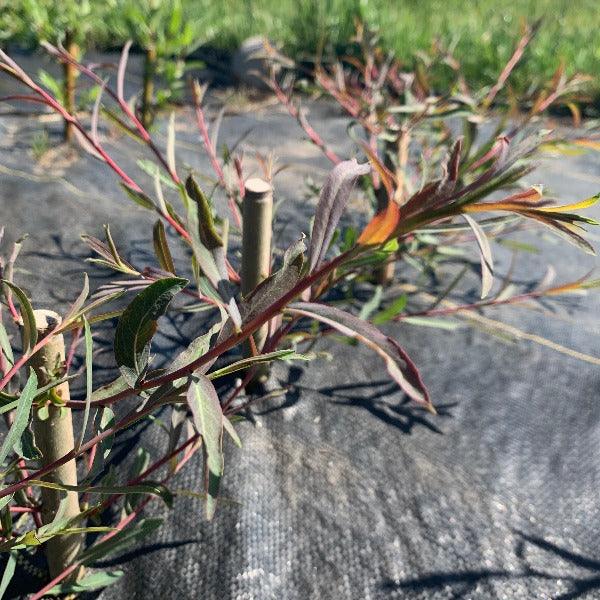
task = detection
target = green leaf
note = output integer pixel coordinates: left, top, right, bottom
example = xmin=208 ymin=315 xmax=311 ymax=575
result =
xmin=46 ymin=570 xmax=124 ymax=596
xmin=186 ymin=374 xmax=223 ymax=520
xmin=152 ymin=220 xmax=176 ymax=274
xmin=359 ymin=285 xmax=383 ymax=321
xmin=129 ymin=447 xmax=151 ymax=480
xmin=0 ymin=323 xmax=14 ymax=367
xmin=497 ymin=239 xmax=540 ymax=254
xmin=38 ymin=69 xmax=63 ymax=100
xmin=0 ymin=370 xmax=37 ymax=466
xmin=85 ymin=407 xmax=115 ymax=483
xmin=207 ymin=349 xmax=308 ymax=380
xmin=185 ymin=176 xmax=223 ymax=250
xmin=0 ymin=552 xmax=16 ymax=600
xmin=28 ymin=479 xmax=173 ymax=508
xmin=1 ymin=281 xmax=37 ymax=353
xmin=372 ymin=295 xmax=408 ymax=325
xmin=138 ymin=158 xmax=178 ymax=190
xmin=91 ymin=376 xmax=130 ymax=402
xmin=78 ymin=518 xmax=163 ymax=565
xmin=77 ymin=316 xmax=93 ymax=450
xmin=120 ymin=183 xmax=155 ymax=210
xmin=165 ymin=322 xmax=220 ymax=385
xmin=14 ymin=427 xmax=40 ymax=461
xmin=183 ymin=199 xmax=222 ymax=289
xmin=114 ymin=277 xmax=188 ymax=385
xmin=223 ymin=418 xmax=242 ymax=448
xmin=402 ymin=317 xmax=460 ymax=330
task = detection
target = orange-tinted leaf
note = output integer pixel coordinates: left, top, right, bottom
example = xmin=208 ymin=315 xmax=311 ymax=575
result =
xmin=357 ymin=200 xmax=401 ymax=246
xmin=360 ymin=141 xmax=395 ymax=201
xmin=500 ymin=186 xmax=544 ymax=205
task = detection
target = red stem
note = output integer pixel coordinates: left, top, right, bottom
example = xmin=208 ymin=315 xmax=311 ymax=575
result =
xmin=30 ymin=434 xmax=200 ymax=600
xmin=269 ymin=77 xmax=341 ymax=165
xmin=192 ymin=100 xmax=242 ymax=230
xmin=0 ymin=332 xmax=56 ymax=392
xmin=0 ymin=250 xmax=353 ymax=500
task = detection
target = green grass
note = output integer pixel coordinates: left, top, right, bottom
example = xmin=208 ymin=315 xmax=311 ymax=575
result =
xmin=198 ymin=0 xmax=600 ymax=98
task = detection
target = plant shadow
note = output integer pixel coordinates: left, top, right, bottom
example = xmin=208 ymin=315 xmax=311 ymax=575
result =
xmin=381 ymin=530 xmax=600 ymax=599
xmin=257 ymin=368 xmax=455 ymax=436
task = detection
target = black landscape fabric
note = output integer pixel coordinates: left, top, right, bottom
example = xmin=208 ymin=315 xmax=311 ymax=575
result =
xmin=1 ymin=94 xmax=599 ymax=599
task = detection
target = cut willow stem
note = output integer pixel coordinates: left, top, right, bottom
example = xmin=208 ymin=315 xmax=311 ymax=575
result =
xmin=26 ymin=310 xmax=83 ymax=581
xmin=62 ymin=32 xmax=79 ymax=143
xmin=241 ymin=177 xmax=273 ymax=384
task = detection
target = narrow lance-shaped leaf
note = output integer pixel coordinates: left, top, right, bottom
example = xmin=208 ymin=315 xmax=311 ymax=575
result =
xmin=62 ymin=273 xmax=89 ymax=325
xmin=120 ymin=183 xmax=155 ymax=211
xmin=0 ymin=322 xmax=14 ymax=367
xmin=84 ymin=407 xmax=115 ymax=483
xmin=223 ymin=418 xmax=242 ymax=448
xmin=78 ymin=518 xmax=163 ymax=565
xmin=308 ymin=159 xmax=371 ymax=272
xmin=184 ymin=176 xmax=241 ymax=326
xmin=164 ymin=322 xmax=221 ymax=386
xmin=462 ymin=214 xmax=494 ymax=299
xmin=28 ymin=479 xmax=173 ymax=508
xmin=152 ymin=220 xmax=176 ymax=274
xmin=184 ymin=175 xmax=223 ymax=252
xmin=216 ymin=236 xmax=307 ymax=350
xmin=0 ymin=552 xmax=16 ymax=600
xmin=46 ymin=570 xmax=124 ymax=596
xmin=207 ymin=349 xmax=309 ymax=380
xmin=0 ymin=369 xmax=37 ymax=465
xmin=114 ymin=277 xmax=188 ymax=386
xmin=463 ymin=193 xmax=599 ymax=255
xmin=186 ymin=374 xmax=224 ymax=520
xmin=288 ymin=302 xmax=434 ymax=412
xmin=1 ymin=281 xmax=37 ymax=353
xmin=242 ymin=236 xmax=306 ymax=321
xmin=77 ymin=316 xmax=93 ymax=450
xmin=357 ymin=198 xmax=400 ymax=246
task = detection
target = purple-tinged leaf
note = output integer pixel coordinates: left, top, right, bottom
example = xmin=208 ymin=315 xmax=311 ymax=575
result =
xmin=308 ymin=159 xmax=371 ymax=272
xmin=288 ymin=302 xmax=433 ymax=411
xmin=186 ymin=374 xmax=224 ymax=519
xmin=448 ymin=138 xmax=463 ymax=182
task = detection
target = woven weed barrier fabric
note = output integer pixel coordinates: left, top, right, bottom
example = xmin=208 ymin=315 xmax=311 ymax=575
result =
xmin=0 ymin=97 xmax=599 ymax=599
